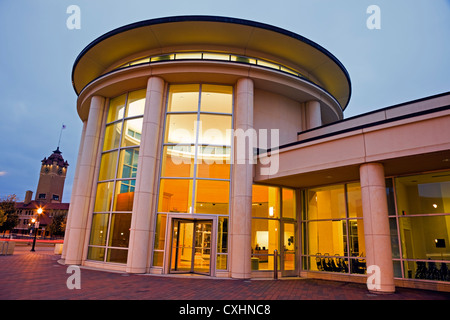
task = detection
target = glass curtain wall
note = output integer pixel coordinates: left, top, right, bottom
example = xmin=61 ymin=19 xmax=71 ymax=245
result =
xmin=251 ymin=185 xmax=297 ymax=272
xmin=302 ymin=183 xmax=366 ymax=275
xmin=87 ymin=89 xmax=146 ymax=263
xmin=153 ymin=84 xmax=233 ymax=271
xmin=392 ymin=171 xmax=450 ymax=282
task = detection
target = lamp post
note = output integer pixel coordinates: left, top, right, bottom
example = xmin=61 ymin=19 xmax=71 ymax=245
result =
xmin=30 ymin=208 xmax=42 ymax=252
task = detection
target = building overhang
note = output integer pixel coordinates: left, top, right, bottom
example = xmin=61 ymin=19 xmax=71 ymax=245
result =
xmin=72 ymin=15 xmax=351 ymax=110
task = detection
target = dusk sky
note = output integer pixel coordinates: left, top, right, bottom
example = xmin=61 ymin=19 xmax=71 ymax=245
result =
xmin=0 ymin=0 xmax=449 ymax=203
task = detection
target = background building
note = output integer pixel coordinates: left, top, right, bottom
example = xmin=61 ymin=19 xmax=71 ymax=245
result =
xmin=62 ymin=16 xmax=450 ymax=293
xmin=14 ymin=148 xmax=69 ymax=237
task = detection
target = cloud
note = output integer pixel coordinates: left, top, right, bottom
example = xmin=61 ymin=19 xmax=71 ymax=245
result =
xmin=0 ymin=171 xmax=7 ymax=176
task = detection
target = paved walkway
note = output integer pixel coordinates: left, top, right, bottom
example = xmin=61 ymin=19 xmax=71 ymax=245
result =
xmin=1 ymin=245 xmax=450 ymax=301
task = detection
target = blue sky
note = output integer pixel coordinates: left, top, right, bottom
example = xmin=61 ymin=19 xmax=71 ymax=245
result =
xmin=0 ymin=0 xmax=449 ymax=202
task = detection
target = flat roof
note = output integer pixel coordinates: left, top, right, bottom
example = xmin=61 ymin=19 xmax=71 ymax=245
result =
xmin=72 ymin=15 xmax=351 ymax=109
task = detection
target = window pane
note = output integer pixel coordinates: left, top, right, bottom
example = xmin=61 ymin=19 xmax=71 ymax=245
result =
xmin=307 ymin=185 xmax=346 ymax=220
xmin=348 ymin=220 xmax=365 ymax=257
xmin=200 ymin=84 xmax=232 ymax=113
xmin=251 ymin=219 xmax=279 ymax=270
xmin=347 ymin=183 xmax=363 ymax=218
xmin=94 ymin=182 xmax=114 ymax=212
xmin=87 ymin=246 xmax=105 ymax=261
xmin=161 ymin=145 xmax=195 ymax=178
xmin=282 ymin=188 xmax=296 ymax=219
xmin=122 ymin=118 xmax=143 ymax=147
xmin=399 ymin=215 xmax=450 ymax=261
xmin=106 ymin=94 xmax=126 ymax=123
xmin=103 ymin=122 xmax=122 ymax=151
xmin=98 ymin=151 xmax=118 ymax=181
xmin=196 ymin=146 xmax=230 ymax=179
xmin=125 ymin=89 xmax=146 ymax=118
xmin=106 ymin=249 xmax=128 ymax=264
xmin=217 ymin=217 xmax=228 ymax=253
xmin=158 ymin=179 xmax=193 ymax=213
xmin=117 ymin=148 xmax=139 ymax=179
xmin=203 ymin=53 xmax=230 ymax=61
xmin=396 ymin=172 xmax=450 ymax=215
xmin=167 ymin=84 xmax=199 ymax=112
xmin=194 ymin=180 xmax=229 ymax=215
xmin=113 ymin=180 xmax=135 ymax=211
xmin=89 ymin=213 xmax=109 ymax=246
xmin=108 ymin=213 xmax=131 ymax=248
xmin=252 ymin=185 xmax=280 ymax=218
xmin=175 ymin=52 xmax=202 ymax=60
xmin=164 ymin=114 xmax=198 ymax=144
xmin=307 ymin=220 xmax=347 ymax=257
xmin=154 ymin=214 xmax=167 ymax=250
xmin=198 ymin=114 xmax=232 ymax=146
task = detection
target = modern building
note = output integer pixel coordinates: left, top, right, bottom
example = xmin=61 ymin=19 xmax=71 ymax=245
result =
xmin=62 ymin=16 xmax=450 ymax=293
xmin=14 ymin=147 xmax=70 ymax=236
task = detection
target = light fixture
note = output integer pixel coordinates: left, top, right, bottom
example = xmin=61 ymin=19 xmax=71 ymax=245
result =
xmin=269 ymin=206 xmax=274 ymax=217
xmin=433 ymin=204 xmax=438 ymax=209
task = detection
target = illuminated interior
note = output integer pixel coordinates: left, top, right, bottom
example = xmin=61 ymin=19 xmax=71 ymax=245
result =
xmin=87 ymin=89 xmax=146 ymax=264
xmin=153 ymin=84 xmax=233 ymax=272
xmin=112 ymin=52 xmax=310 ymax=84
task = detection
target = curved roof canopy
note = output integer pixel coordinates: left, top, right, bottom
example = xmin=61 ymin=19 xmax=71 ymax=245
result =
xmin=72 ymin=15 xmax=351 ymax=109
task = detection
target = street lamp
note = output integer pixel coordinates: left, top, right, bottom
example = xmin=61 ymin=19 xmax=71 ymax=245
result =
xmin=30 ymin=208 xmax=43 ymax=252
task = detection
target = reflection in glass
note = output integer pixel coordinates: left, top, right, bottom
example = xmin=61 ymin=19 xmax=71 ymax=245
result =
xmin=106 ymin=94 xmax=126 ymax=123
xmin=113 ymin=180 xmax=135 ymax=211
xmin=122 ymin=118 xmax=143 ymax=147
xmin=87 ymin=246 xmax=105 ymax=261
xmin=94 ymin=182 xmax=114 ymax=212
xmin=89 ymin=213 xmax=109 ymax=246
xmin=107 ymin=249 xmax=128 ymax=263
xmin=109 ymin=213 xmax=131 ymax=247
xmin=117 ymin=148 xmax=139 ymax=179
xmin=98 ymin=151 xmax=118 ymax=181
xmin=103 ymin=122 xmax=122 ymax=151
xmin=125 ymin=89 xmax=146 ymax=117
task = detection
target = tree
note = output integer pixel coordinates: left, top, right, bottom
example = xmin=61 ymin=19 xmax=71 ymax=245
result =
xmin=48 ymin=213 xmax=66 ymax=237
xmin=0 ymin=195 xmax=18 ymax=235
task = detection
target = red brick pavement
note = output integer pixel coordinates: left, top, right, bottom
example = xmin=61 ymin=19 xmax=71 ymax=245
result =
xmin=1 ymin=245 xmax=450 ymax=302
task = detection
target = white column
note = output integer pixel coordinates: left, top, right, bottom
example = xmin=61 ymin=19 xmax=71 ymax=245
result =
xmin=126 ymin=76 xmax=165 ymax=273
xmin=65 ymin=96 xmax=105 ymax=265
xmin=360 ymin=163 xmax=395 ymax=293
xmin=230 ymin=78 xmax=254 ymax=279
xmin=62 ymin=121 xmax=87 ymax=259
xmin=306 ymin=100 xmax=321 ymax=129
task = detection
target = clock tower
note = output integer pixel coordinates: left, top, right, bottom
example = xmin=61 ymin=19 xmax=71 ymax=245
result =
xmin=35 ymin=147 xmax=69 ymax=203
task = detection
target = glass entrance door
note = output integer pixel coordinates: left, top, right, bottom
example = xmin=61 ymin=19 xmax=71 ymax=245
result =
xmin=281 ymin=221 xmax=297 ymax=276
xmin=170 ymin=219 xmax=212 ymax=275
